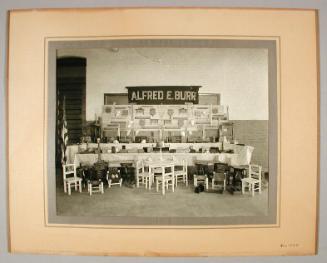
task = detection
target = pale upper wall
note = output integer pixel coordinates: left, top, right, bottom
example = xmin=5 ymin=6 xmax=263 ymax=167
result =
xmin=57 ymin=48 xmax=268 ymax=121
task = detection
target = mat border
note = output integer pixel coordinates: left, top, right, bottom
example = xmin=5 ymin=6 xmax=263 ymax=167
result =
xmin=7 ymin=8 xmax=318 ymax=256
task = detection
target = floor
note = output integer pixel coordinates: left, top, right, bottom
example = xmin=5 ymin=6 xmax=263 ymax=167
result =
xmin=56 ymin=182 xmax=268 ymax=218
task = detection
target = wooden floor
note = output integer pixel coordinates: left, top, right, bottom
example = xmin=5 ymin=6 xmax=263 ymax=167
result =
xmin=56 ymin=183 xmax=269 ymax=218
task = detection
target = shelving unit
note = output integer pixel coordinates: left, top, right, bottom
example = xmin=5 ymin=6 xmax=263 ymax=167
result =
xmin=101 ymin=104 xmax=232 ymax=142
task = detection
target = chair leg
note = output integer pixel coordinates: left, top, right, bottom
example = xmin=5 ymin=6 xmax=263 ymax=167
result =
xmin=79 ymin=180 xmax=82 ymax=193
xmin=68 ymin=183 xmax=71 ymax=195
xmin=136 ymin=177 xmax=140 ymax=188
xmin=194 ymin=177 xmax=197 ymax=187
xmin=64 ymin=181 xmax=67 ymax=193
xmin=242 ymin=181 xmax=245 ymax=194
xmin=119 ymin=179 xmax=122 ymax=187
xmin=149 ymin=176 xmax=152 ymax=190
xmin=162 ymin=180 xmax=165 ymax=195
xmin=108 ymin=180 xmax=111 ymax=188
xmin=205 ymin=178 xmax=209 ymax=190
xmin=101 ymin=182 xmax=104 ymax=194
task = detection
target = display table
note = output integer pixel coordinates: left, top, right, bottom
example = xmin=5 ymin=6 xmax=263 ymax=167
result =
xmin=67 ymin=142 xmax=253 ymax=166
xmin=72 ymin=148 xmax=253 ymax=168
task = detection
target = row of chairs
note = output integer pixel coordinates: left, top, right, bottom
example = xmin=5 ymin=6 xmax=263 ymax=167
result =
xmin=135 ymin=159 xmax=188 ymax=195
xmin=63 ymin=162 xmax=262 ymax=196
xmin=62 ymin=164 xmax=123 ymax=196
xmin=193 ymin=163 xmax=262 ymax=196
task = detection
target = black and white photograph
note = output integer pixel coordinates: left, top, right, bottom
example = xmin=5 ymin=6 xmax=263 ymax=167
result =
xmin=51 ymin=39 xmax=277 ymax=225
xmin=4 ymin=5 xmax=321 ymax=258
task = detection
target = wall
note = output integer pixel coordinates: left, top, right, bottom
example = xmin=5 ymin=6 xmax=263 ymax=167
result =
xmin=58 ymin=47 xmax=268 ymax=121
xmin=233 ymin=120 xmax=268 ymax=170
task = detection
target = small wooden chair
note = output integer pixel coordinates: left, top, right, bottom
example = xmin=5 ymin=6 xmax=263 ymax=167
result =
xmin=87 ymin=166 xmax=104 ymax=196
xmin=193 ymin=163 xmax=209 ymax=190
xmin=212 ymin=163 xmax=228 ymax=191
xmin=155 ymin=165 xmax=175 ymax=195
xmin=135 ymin=160 xmax=151 ymax=188
xmin=241 ymin=164 xmax=262 ymax=196
xmin=174 ymin=159 xmax=188 ymax=187
xmin=106 ymin=167 xmax=123 ymax=188
xmin=62 ymin=164 xmax=82 ymax=195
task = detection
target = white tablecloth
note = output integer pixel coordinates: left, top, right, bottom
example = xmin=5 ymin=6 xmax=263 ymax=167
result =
xmin=67 ymin=142 xmax=252 ymax=165
xmin=73 ymin=149 xmax=253 ymax=168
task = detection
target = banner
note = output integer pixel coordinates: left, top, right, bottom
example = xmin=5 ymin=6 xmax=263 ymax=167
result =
xmin=126 ymin=86 xmax=201 ymax=104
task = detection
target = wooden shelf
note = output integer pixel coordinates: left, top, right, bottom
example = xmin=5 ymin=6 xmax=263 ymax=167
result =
xmin=101 ymin=104 xmax=230 ymax=141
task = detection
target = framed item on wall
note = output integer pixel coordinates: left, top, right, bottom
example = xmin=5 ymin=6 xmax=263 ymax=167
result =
xmin=7 ymin=8 xmax=319 ymax=256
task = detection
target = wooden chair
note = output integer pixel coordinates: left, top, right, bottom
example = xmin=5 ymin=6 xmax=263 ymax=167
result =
xmin=106 ymin=167 xmax=123 ymax=188
xmin=87 ymin=166 xmax=104 ymax=195
xmin=174 ymin=159 xmax=188 ymax=187
xmin=212 ymin=163 xmax=228 ymax=191
xmin=135 ymin=160 xmax=151 ymax=188
xmin=193 ymin=163 xmax=209 ymax=190
xmin=241 ymin=164 xmax=262 ymax=196
xmin=155 ymin=164 xmax=175 ymax=195
xmin=62 ymin=164 xmax=82 ymax=195
xmin=194 ymin=175 xmax=209 ymax=190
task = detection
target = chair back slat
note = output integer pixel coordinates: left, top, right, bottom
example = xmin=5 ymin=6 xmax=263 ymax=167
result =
xmin=63 ymin=164 xmax=76 ymax=180
xmin=248 ymin=164 xmax=262 ymax=180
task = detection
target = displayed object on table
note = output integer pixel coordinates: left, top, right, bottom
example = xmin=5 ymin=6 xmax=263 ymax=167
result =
xmin=167 ymin=108 xmax=174 ymax=118
xmin=111 ymin=146 xmax=117 ymax=153
xmin=189 ymin=145 xmax=196 ymax=153
xmin=161 ymin=147 xmax=169 ymax=153
xmin=106 ymin=167 xmax=123 ymax=188
xmin=119 ymin=145 xmax=128 ymax=153
xmin=209 ymin=147 xmax=220 ymax=153
xmin=241 ymin=164 xmax=262 ymax=196
xmin=149 ymin=108 xmax=156 ymax=116
xmin=80 ymin=136 xmax=92 ymax=143
xmin=156 ymin=140 xmax=165 ymax=148
xmin=62 ymin=163 xmax=82 ymax=195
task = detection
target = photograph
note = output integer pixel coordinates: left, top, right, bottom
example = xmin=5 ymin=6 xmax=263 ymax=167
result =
xmin=6 ymin=7 xmax=319 ymax=256
xmin=51 ymin=39 xmax=277 ymax=224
